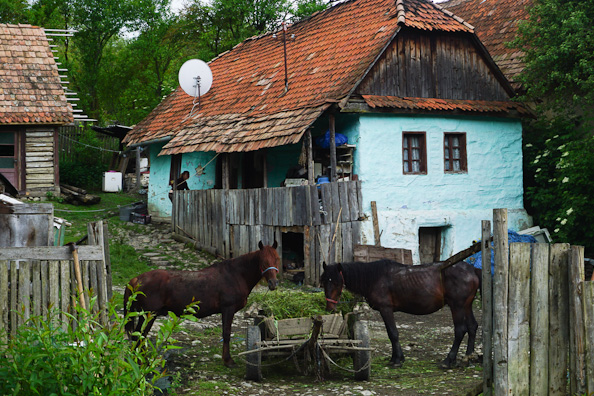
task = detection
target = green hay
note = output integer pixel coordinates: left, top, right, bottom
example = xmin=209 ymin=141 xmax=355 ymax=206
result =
xmin=246 ymin=289 xmax=357 ymax=320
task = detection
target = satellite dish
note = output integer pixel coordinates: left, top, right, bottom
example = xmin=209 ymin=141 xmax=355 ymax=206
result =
xmin=178 ymin=59 xmax=213 ymax=97
xmin=178 ymin=59 xmax=213 ymax=117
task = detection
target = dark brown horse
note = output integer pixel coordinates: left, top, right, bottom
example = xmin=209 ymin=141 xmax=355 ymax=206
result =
xmin=321 ymin=259 xmax=479 ymax=368
xmin=124 ymin=241 xmax=280 ymax=367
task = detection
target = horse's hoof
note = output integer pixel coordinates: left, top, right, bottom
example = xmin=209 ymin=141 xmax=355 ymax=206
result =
xmin=224 ymin=360 xmax=237 ymax=368
xmin=388 ymin=361 xmax=403 ymax=368
xmin=439 ymin=359 xmax=454 ymax=369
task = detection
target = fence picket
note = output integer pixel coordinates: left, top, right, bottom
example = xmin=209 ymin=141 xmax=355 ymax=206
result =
xmin=583 ymin=281 xmax=594 ymax=393
xmin=492 ymin=209 xmax=509 ymax=395
xmin=549 ymin=243 xmax=570 ymax=395
xmin=530 ymin=243 xmax=550 ymax=396
xmin=0 ymin=260 xmax=7 ymax=338
xmin=569 ymin=245 xmax=586 ymax=395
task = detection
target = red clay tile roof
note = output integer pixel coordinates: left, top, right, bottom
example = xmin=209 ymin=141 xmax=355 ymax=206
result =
xmin=439 ymin=0 xmax=531 ymax=87
xmin=0 ymin=24 xmax=73 ymax=125
xmin=362 ymin=95 xmax=532 ymax=116
xmin=124 ymin=0 xmax=505 ymax=154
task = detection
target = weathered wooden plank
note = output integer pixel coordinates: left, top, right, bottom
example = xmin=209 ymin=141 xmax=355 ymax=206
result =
xmin=507 ymin=243 xmax=531 ymax=396
xmin=481 ymin=220 xmax=493 ymax=396
xmin=347 ymin=181 xmax=358 ymax=221
xmin=304 ymin=226 xmax=312 ymax=285
xmin=569 ymin=245 xmax=586 ymax=395
xmin=530 ymin=243 xmax=550 ymax=396
xmin=583 ymin=281 xmax=594 ymax=394
xmin=338 ymin=182 xmax=350 ymax=223
xmin=81 ymin=260 xmax=90 ymax=312
xmin=310 ymin=185 xmax=321 ymax=226
xmin=41 ymin=260 xmax=48 ymax=319
xmin=355 ymin=181 xmax=363 ymax=220
xmin=221 ymin=190 xmax=230 ymax=258
xmin=549 ymin=243 xmax=570 ymax=396
xmin=330 ymin=182 xmax=340 ymax=223
xmin=320 ymin=183 xmax=332 ymax=224
xmin=89 ymin=261 xmax=98 ymax=314
xmin=18 ymin=261 xmax=31 ymax=326
xmin=60 ymin=260 xmax=70 ymax=331
xmin=0 ymin=260 xmax=8 ymax=338
xmin=95 ymin=259 xmax=108 ymax=325
xmin=10 ymin=260 xmax=18 ymax=335
xmin=0 ymin=246 xmax=105 ymax=261
xmin=31 ymin=260 xmax=42 ymax=318
xmin=492 ymin=208 xmax=509 ymax=395
xmin=341 ymin=221 xmax=353 ymax=263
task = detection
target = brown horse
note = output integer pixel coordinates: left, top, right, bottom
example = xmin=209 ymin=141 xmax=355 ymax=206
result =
xmin=321 ymin=259 xmax=479 ymax=368
xmin=124 ymin=241 xmax=280 ymax=367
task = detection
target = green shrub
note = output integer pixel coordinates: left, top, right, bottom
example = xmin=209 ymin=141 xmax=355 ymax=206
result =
xmin=0 ymin=293 xmax=198 ymax=395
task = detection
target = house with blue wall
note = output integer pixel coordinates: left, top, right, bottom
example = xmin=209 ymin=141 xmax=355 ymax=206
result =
xmin=124 ymin=0 xmax=532 ymax=275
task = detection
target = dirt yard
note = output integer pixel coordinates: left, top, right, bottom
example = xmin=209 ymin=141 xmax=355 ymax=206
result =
xmin=117 ymin=221 xmax=484 ymax=396
xmin=154 ymin=291 xmax=484 ymax=396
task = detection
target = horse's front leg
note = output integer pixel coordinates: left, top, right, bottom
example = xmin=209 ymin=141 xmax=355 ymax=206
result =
xmin=221 ymin=308 xmax=237 ymax=368
xmin=378 ymin=308 xmax=405 ymax=367
xmin=442 ymin=305 xmax=467 ymax=369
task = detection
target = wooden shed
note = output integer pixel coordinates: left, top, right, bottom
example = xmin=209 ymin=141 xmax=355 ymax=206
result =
xmin=0 ymin=24 xmax=74 ymax=198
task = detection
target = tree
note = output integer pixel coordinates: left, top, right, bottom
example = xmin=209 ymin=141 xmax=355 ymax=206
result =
xmin=0 ymin=0 xmax=29 ymax=23
xmin=514 ymin=0 xmax=594 ymax=254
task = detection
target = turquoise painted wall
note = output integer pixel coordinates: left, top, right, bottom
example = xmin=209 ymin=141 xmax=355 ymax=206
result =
xmin=266 ymin=143 xmax=302 ymax=187
xmin=344 ymin=113 xmax=531 ymax=263
xmin=146 ymin=143 xmax=217 ymax=219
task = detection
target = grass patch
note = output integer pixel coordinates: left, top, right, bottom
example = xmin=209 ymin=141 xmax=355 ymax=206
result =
xmin=109 ymin=240 xmax=156 ymax=287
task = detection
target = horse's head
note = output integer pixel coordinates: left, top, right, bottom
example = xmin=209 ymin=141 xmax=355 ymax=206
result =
xmin=321 ymin=262 xmax=344 ymax=312
xmin=258 ymin=240 xmax=279 ymax=290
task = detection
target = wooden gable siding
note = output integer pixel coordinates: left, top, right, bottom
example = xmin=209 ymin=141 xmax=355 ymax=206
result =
xmin=25 ymin=127 xmax=58 ymax=196
xmin=355 ymin=30 xmax=510 ymax=101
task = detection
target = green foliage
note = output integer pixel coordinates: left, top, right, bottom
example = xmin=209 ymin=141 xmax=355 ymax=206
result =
xmin=59 ymin=128 xmax=109 ymax=190
xmin=514 ymin=0 xmax=594 ymax=255
xmin=246 ymin=288 xmax=357 ymax=320
xmin=523 ymin=116 xmax=594 ymax=254
xmin=0 ymin=0 xmax=29 ymax=23
xmin=0 ymin=294 xmax=198 ymax=395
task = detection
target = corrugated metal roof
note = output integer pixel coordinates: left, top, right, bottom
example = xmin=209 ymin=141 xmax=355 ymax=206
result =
xmin=0 ymin=24 xmax=73 ymax=125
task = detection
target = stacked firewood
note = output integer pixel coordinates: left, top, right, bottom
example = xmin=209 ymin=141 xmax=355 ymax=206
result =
xmin=60 ymin=184 xmax=101 ymax=205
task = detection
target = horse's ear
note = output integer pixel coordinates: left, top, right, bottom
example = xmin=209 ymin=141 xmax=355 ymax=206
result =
xmin=272 ymin=240 xmax=278 ymax=249
xmin=323 ymin=261 xmax=327 ymax=271
xmin=337 ymin=262 xmax=343 ymax=272
xmin=258 ymin=241 xmax=264 ymax=250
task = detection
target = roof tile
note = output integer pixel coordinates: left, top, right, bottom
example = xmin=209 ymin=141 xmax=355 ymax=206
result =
xmin=0 ymin=23 xmax=73 ymax=125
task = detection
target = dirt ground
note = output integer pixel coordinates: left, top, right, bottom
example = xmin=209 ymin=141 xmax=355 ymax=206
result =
xmin=157 ymin=290 xmax=484 ymax=396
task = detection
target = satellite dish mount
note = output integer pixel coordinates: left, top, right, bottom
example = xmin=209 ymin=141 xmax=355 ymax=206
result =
xmin=178 ymin=59 xmax=213 ymax=118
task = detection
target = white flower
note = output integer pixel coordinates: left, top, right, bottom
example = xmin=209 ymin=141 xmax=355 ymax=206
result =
xmin=525 ymin=143 xmax=533 ymax=148
xmin=535 ymin=168 xmax=541 ymax=173
xmin=561 ymin=219 xmax=567 ymax=225
xmin=562 ymin=177 xmax=569 ymax=183
xmin=533 ymin=158 xmax=539 ymax=164
xmin=543 ymin=150 xmax=549 ymax=157
xmin=554 ymin=228 xmax=560 ymax=233
xmin=558 ymin=144 xmax=566 ymax=150
xmin=545 ymin=139 xmax=551 ymax=143
xmin=553 ymin=135 xmax=559 ymax=139
xmin=556 ymin=217 xmax=561 ymax=221
xmin=562 ymin=152 xmax=569 ymax=157
xmin=566 ymin=208 xmax=574 ymax=215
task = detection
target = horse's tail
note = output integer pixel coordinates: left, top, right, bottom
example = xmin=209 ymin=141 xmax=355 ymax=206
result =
xmin=123 ymin=277 xmax=138 ymax=337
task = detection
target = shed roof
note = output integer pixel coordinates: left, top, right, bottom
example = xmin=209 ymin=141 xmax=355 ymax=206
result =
xmin=125 ymin=0 xmax=520 ymax=154
xmin=440 ymin=0 xmax=531 ymax=88
xmin=0 ymin=24 xmax=73 ymax=125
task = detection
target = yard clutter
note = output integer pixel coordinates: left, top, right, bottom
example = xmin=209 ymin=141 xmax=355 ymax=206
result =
xmin=60 ymin=184 xmax=101 ymax=205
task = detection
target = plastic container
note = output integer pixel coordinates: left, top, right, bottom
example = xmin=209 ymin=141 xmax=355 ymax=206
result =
xmin=119 ymin=205 xmax=134 ymax=222
xmin=102 ymin=171 xmax=122 ymax=192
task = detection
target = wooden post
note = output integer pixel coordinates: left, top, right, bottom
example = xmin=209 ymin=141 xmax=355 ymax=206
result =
xmin=371 ymin=201 xmax=381 ymax=247
xmin=135 ymin=146 xmax=141 ymax=190
xmin=492 ymin=208 xmax=508 ymax=395
xmin=508 ymin=242 xmax=531 ymax=395
xmin=569 ymin=245 xmax=586 ymax=395
xmin=222 ymin=153 xmax=230 ymax=190
xmin=481 ymin=220 xmax=493 ymax=396
xmin=329 ymin=113 xmax=337 ymax=182
xmin=583 ymin=281 xmax=594 ymax=393
xmin=306 ymin=129 xmax=314 ymax=185
xmin=549 ymin=243 xmax=570 ymax=395
xmin=530 ymin=243 xmax=550 ymax=396
xmin=0 ymin=260 xmax=7 ymax=340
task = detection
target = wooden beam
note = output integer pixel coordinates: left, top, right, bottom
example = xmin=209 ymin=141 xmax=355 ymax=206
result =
xmin=329 ymin=113 xmax=337 ymax=182
xmin=371 ymin=201 xmax=381 ymax=247
xmin=306 ymin=129 xmax=314 ymax=185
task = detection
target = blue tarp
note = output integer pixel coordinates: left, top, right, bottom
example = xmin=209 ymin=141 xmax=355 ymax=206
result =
xmin=465 ymin=230 xmax=537 ymax=274
xmin=315 ymin=130 xmax=348 ymax=149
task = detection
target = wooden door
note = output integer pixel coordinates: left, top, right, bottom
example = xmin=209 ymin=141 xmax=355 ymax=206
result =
xmin=419 ymin=227 xmax=442 ymax=264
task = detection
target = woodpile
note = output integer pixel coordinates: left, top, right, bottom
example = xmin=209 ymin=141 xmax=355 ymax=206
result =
xmin=60 ymin=184 xmax=101 ymax=205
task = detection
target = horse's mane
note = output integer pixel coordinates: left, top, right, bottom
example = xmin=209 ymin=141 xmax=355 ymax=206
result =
xmin=341 ymin=259 xmax=406 ymax=295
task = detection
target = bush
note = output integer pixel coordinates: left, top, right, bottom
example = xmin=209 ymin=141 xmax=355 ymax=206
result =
xmin=0 ymin=293 xmax=198 ymax=395
xmin=60 ymin=128 xmax=109 ymax=190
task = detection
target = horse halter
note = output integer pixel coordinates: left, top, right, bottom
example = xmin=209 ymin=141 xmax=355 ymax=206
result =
xmin=325 ymin=271 xmax=345 ymax=304
xmin=261 ymin=266 xmax=279 ymax=276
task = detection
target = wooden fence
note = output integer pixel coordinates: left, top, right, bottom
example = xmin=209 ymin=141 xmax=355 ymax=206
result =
xmin=482 ymin=209 xmax=594 ymax=395
xmin=0 ymin=222 xmax=112 ymax=337
xmin=172 ymin=181 xmax=363 ymax=285
xmin=58 ymin=125 xmax=119 ymax=165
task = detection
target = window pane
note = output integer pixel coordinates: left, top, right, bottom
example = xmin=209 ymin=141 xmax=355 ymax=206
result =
xmin=411 ymin=136 xmax=419 ymax=148
xmin=0 ymin=133 xmax=14 ymax=144
xmin=452 ymin=136 xmax=459 ymax=147
xmin=404 ymin=162 xmax=409 ymax=172
xmin=445 ymin=138 xmax=449 ymax=148
xmin=0 ymin=146 xmax=15 ymax=157
xmin=444 ymin=149 xmax=449 ymax=159
xmin=412 ymin=148 xmax=419 ymax=160
xmin=453 ymin=148 xmax=460 ymax=159
xmin=0 ymin=157 xmax=14 ymax=168
xmin=412 ymin=161 xmax=420 ymax=173
xmin=403 ymin=138 xmax=408 ymax=148
xmin=445 ymin=161 xmax=450 ymax=171
xmin=403 ymin=149 xmax=408 ymax=161
xmin=453 ymin=160 xmax=460 ymax=171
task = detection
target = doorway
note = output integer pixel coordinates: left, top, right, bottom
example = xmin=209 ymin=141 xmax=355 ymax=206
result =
xmin=418 ymin=227 xmax=443 ymax=264
xmin=282 ymin=231 xmax=304 ymax=284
